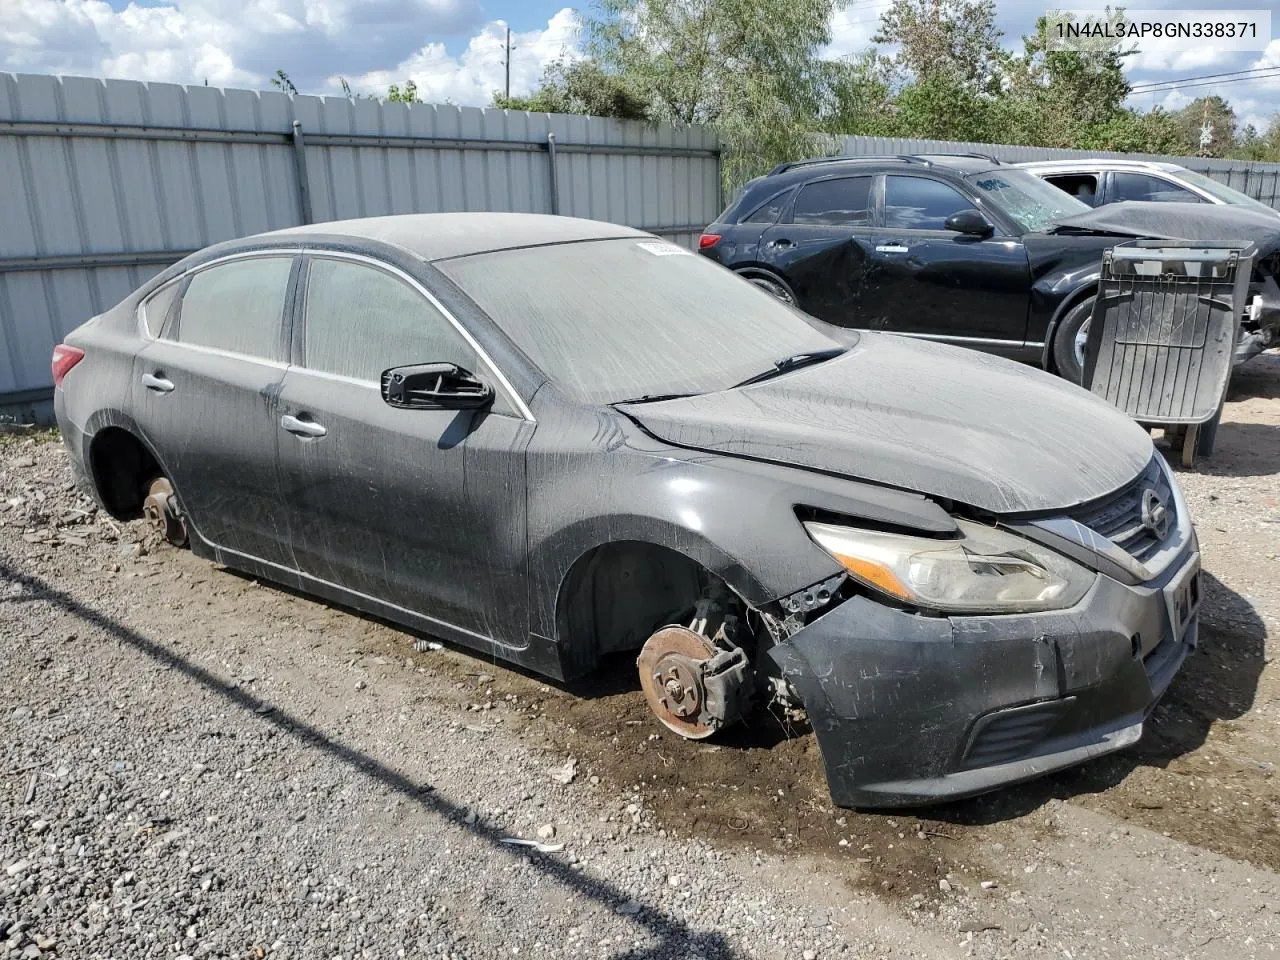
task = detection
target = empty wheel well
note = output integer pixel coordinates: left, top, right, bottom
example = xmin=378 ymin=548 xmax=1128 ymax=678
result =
xmin=555 ymin=542 xmax=730 ymax=677
xmin=88 ymin=427 xmax=161 ymax=520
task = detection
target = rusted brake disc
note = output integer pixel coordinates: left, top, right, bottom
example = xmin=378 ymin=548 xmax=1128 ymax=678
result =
xmin=637 ymin=625 xmax=720 ymax=740
xmin=142 ymin=477 xmax=188 ymax=547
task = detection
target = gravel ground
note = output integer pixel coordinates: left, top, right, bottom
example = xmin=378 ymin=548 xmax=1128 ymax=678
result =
xmin=3 ymin=351 xmax=1280 ymax=960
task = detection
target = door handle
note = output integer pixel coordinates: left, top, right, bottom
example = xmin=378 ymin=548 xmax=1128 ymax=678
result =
xmin=766 ymin=238 xmax=795 ymax=249
xmin=875 ymin=243 xmax=910 ymax=254
xmin=141 ymin=373 xmax=175 ymax=393
xmin=280 ymin=414 xmax=327 ymax=438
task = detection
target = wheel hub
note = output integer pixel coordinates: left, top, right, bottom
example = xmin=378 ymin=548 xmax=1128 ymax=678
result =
xmin=142 ymin=477 xmax=188 ymax=547
xmin=637 ymin=625 xmax=720 ymax=739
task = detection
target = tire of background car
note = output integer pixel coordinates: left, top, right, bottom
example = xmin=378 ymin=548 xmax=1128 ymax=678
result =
xmin=1195 ymin=405 xmax=1223 ymax=458
xmin=736 ymin=269 xmax=796 ymax=305
xmin=1051 ymin=295 xmax=1095 ymax=385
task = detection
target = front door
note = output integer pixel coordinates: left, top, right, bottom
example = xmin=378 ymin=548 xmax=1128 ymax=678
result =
xmin=859 ymin=175 xmax=1031 ymax=347
xmin=758 ymin=174 xmax=878 ymax=327
xmin=131 ymin=253 xmax=297 ymax=568
xmin=274 ymin=254 xmax=533 ymax=650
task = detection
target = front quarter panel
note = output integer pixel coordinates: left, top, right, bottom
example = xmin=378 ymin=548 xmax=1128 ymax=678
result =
xmin=523 ymin=398 xmax=958 ymax=651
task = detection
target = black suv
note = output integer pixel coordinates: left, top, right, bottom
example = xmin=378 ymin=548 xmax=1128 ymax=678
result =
xmin=698 ymin=154 xmax=1280 ymax=381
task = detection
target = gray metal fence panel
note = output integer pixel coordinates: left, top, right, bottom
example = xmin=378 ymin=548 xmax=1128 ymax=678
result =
xmin=0 ymin=72 xmax=721 ymax=413
xmin=839 ymin=134 xmax=1280 ymax=209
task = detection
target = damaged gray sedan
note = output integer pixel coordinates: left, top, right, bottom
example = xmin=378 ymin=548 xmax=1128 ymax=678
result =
xmin=53 ymin=213 xmax=1200 ymax=808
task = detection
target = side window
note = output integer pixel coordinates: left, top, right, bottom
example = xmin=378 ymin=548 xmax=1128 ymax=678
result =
xmin=1045 ymin=173 xmax=1099 ymax=206
xmin=174 ymin=257 xmax=293 ymax=360
xmin=303 ymin=258 xmax=478 ymax=380
xmin=885 ymin=176 xmax=978 ymax=230
xmin=141 ymin=280 xmax=182 ymax=338
xmin=743 ymin=189 xmax=791 ymax=224
xmin=789 ymin=177 xmax=873 ymax=226
xmin=1110 ymin=172 xmax=1202 ymax=204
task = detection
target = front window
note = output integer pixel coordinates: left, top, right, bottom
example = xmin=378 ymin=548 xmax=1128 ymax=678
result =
xmin=1177 ymin=168 xmax=1279 ymax=215
xmin=966 ymin=168 xmax=1091 ymax=233
xmin=438 ymin=238 xmax=840 ymax=404
xmin=884 ymin=176 xmax=977 ymax=230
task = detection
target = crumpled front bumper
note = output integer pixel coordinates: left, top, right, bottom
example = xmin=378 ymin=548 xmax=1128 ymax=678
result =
xmin=766 ymin=547 xmax=1199 ymax=808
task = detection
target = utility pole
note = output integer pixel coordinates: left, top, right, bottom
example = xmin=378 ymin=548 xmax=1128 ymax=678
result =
xmin=503 ymin=25 xmax=514 ymax=99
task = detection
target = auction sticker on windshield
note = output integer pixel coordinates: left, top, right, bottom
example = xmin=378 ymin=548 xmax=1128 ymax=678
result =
xmin=635 ymin=241 xmax=692 ymax=256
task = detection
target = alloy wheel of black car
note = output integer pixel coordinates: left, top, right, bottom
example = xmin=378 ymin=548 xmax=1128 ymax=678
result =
xmin=1053 ymin=296 xmax=1095 ymax=385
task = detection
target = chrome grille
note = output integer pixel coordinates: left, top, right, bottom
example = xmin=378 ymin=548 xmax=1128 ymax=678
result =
xmin=1068 ymin=459 xmax=1174 ymax=563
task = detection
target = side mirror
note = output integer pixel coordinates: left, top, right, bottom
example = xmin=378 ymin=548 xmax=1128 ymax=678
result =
xmin=945 ymin=209 xmax=994 ymax=237
xmin=380 ymin=363 xmax=494 ymax=410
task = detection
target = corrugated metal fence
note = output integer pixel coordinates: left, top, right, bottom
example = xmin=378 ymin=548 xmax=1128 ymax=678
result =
xmin=8 ymin=69 xmax=1280 ymax=420
xmin=841 ymin=135 xmax=1280 ymax=208
xmin=0 ymin=72 xmax=722 ymax=417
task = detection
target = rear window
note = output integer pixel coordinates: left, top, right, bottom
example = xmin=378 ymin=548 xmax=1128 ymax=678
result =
xmin=438 ymin=238 xmax=838 ymax=404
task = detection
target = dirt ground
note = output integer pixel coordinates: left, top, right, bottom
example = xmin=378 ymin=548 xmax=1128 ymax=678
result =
xmin=3 ymin=350 xmax=1280 ymax=959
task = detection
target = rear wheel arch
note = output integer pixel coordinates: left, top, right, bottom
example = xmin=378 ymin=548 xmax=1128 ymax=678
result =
xmin=87 ymin=426 xmax=163 ymax=520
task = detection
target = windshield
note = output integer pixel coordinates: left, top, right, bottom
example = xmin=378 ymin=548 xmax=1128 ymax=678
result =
xmin=439 ymin=238 xmax=839 ymax=404
xmin=966 ymin=168 xmax=1091 ymax=233
xmin=1177 ymin=168 xmax=1279 ymax=216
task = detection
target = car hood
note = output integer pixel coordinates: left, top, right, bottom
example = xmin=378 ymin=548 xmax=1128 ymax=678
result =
xmin=1054 ymin=201 xmax=1280 ymax=255
xmin=618 ymin=333 xmax=1154 ymax=515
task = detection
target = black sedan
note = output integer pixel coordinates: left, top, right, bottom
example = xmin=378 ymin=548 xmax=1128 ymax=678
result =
xmin=700 ymin=154 xmax=1280 ymax=381
xmin=54 ymin=213 xmax=1200 ymax=807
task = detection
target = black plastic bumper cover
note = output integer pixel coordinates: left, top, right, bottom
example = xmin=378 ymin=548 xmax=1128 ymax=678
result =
xmin=767 ymin=553 xmax=1197 ymax=808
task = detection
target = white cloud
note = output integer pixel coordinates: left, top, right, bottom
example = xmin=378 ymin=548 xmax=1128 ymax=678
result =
xmin=334 ymin=8 xmax=581 ymax=104
xmin=0 ymin=0 xmax=484 ymax=90
xmin=826 ymin=6 xmax=881 ymax=59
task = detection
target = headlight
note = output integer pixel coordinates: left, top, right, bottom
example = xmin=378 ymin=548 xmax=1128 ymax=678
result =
xmin=803 ymin=518 xmax=1094 ymax=614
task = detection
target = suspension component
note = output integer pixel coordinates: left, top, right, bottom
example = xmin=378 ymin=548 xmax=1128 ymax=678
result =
xmin=141 ymin=477 xmax=188 ymax=547
xmin=637 ymin=623 xmax=752 ymax=740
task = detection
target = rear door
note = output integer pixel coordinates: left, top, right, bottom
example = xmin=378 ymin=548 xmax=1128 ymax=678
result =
xmin=758 ymin=174 xmax=877 ymax=326
xmin=131 ymin=253 xmax=297 ymax=567
xmin=860 ymin=174 xmax=1032 ymax=345
xmin=274 ymin=253 xmax=533 ymax=649
xmin=1104 ymin=171 xmax=1206 ymax=205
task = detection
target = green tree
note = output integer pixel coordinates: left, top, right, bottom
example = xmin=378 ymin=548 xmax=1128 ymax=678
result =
xmin=585 ymin=0 xmax=848 ymax=185
xmin=1171 ymin=95 xmax=1237 ymax=157
xmin=493 ymin=58 xmax=649 ymax=120
xmin=874 ymin=0 xmax=1002 ymax=90
xmin=386 ymin=80 xmax=422 ymax=104
xmin=270 ymin=69 xmax=298 ymax=95
xmin=996 ymin=14 xmax=1132 ymax=148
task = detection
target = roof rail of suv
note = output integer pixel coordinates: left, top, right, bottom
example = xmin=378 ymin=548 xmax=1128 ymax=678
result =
xmin=766 ymin=154 xmax=936 ymax=176
xmin=911 ymin=152 xmax=1004 ymax=163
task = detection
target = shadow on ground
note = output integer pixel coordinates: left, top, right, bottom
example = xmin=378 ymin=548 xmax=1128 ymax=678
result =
xmin=0 ymin=559 xmax=742 ymax=960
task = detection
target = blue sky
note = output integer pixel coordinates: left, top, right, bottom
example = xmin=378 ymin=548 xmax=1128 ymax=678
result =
xmin=6 ymin=1 xmax=1280 ymax=130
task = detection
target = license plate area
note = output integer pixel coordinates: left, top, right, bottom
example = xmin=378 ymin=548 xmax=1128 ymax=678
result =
xmin=1164 ymin=554 xmax=1201 ymax=644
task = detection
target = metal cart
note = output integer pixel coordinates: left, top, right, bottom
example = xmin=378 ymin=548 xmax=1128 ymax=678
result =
xmin=1083 ymin=241 xmax=1252 ymax=467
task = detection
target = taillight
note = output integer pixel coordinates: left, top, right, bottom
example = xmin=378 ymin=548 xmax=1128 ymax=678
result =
xmin=698 ymin=233 xmax=721 ymax=249
xmin=52 ymin=344 xmax=85 ymax=387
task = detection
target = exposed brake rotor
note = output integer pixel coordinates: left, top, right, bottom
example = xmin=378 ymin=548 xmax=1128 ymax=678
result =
xmin=142 ymin=477 xmax=188 ymax=547
xmin=638 ymin=626 xmax=719 ymax=739
xmin=637 ymin=624 xmax=752 ymax=740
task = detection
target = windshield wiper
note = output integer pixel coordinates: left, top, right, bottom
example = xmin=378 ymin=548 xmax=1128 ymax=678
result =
xmin=612 ymin=392 xmax=701 ymax=405
xmin=729 ymin=347 xmax=847 ymax=389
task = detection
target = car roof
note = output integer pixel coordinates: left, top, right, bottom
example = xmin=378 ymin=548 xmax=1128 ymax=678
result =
xmin=1012 ymin=158 xmax=1185 ymax=174
xmin=257 ymin=212 xmax=649 ymax=262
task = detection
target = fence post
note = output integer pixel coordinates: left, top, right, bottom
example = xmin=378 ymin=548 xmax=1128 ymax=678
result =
xmin=546 ymin=132 xmax=560 ymax=215
xmin=291 ymin=120 xmax=314 ymax=225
